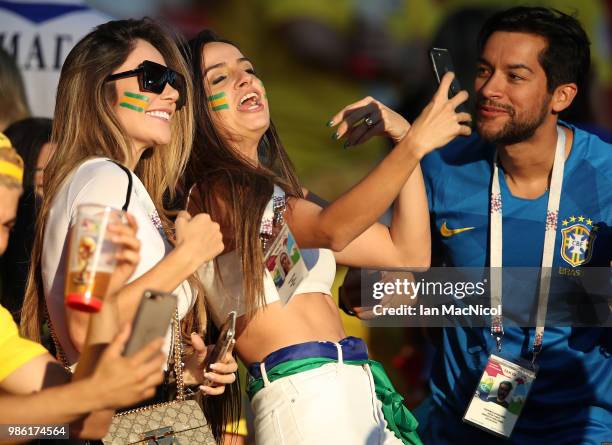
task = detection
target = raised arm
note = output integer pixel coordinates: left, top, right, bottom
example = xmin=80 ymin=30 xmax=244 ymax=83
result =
xmin=300 ymin=164 xmax=430 ymax=268
xmin=286 ymin=73 xmax=470 ymax=262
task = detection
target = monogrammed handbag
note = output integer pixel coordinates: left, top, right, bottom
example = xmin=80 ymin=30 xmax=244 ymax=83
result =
xmin=101 ymin=310 xmax=216 ymax=445
xmin=103 ymin=399 xmax=214 ymax=445
xmin=47 ymin=306 xmax=216 ymax=444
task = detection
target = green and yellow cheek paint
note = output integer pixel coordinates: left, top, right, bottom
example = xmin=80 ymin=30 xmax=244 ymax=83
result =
xmin=119 ymin=91 xmax=149 ymax=113
xmin=208 ymin=91 xmax=229 ymax=111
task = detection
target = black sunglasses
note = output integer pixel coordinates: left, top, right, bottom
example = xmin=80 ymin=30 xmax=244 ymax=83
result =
xmin=105 ymin=60 xmax=186 ymax=110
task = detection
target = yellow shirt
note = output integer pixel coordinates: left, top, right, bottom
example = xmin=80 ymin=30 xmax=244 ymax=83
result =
xmin=0 ymin=304 xmax=47 ymax=382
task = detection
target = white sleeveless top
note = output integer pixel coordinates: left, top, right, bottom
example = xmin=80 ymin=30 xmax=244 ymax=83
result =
xmin=197 ymin=186 xmax=336 ymax=327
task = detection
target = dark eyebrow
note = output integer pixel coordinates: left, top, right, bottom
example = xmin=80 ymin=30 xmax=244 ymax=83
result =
xmin=506 ymin=63 xmax=534 ymax=73
xmin=203 ymin=62 xmax=225 ymax=75
xmin=477 ymin=57 xmax=492 ymax=67
xmin=477 ymin=58 xmax=533 ymax=73
xmin=204 ymin=57 xmax=253 ymax=75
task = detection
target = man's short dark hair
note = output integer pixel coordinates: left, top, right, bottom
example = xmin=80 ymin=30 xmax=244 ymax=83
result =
xmin=477 ymin=6 xmax=590 ymax=93
xmin=499 ymin=381 xmax=513 ymax=390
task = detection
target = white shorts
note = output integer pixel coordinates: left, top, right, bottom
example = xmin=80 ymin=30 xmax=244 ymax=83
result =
xmin=250 ymin=359 xmax=404 ymax=444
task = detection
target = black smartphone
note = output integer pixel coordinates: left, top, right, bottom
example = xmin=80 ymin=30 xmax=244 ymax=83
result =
xmin=430 ymin=47 xmax=468 ymax=114
xmin=123 ymin=290 xmax=177 ymax=357
xmin=201 ymin=311 xmax=237 ymax=387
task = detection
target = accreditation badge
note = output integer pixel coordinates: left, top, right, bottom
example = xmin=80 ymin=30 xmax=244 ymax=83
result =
xmin=263 ymin=224 xmax=307 ymax=304
xmin=463 ymin=354 xmax=537 ymax=438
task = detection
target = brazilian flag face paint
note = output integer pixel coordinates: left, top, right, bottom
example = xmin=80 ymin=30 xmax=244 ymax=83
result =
xmin=119 ymin=91 xmax=149 ymax=113
xmin=208 ymin=92 xmax=229 ymax=111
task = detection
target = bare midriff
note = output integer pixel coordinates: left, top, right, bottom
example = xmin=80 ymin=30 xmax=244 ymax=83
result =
xmin=235 ymin=291 xmax=347 ymax=366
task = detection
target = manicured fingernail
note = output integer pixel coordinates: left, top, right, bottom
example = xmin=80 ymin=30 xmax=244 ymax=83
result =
xmin=209 ymin=363 xmax=218 ymax=370
xmin=326 ymin=120 xmax=334 ymax=127
xmin=343 ymin=141 xmax=351 ymax=149
xmin=331 ymin=132 xmax=339 ymax=140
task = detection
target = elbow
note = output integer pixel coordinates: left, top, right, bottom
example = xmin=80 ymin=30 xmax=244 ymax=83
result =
xmin=416 ymin=251 xmax=431 ymax=270
xmin=329 ymin=238 xmax=350 ymax=253
xmin=398 ymin=252 xmax=431 ymax=271
xmin=322 ymin=228 xmax=352 ymax=252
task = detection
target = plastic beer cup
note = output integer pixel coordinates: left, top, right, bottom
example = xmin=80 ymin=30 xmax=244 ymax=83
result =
xmin=64 ymin=204 xmax=123 ymax=312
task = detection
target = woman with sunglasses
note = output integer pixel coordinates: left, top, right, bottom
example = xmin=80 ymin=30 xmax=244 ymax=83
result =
xmin=20 ymin=19 xmax=238 ymax=434
xmin=185 ymin=30 xmax=471 ymax=444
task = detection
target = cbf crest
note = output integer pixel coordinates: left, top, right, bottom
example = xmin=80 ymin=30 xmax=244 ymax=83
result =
xmin=560 ymin=215 xmax=598 ymax=267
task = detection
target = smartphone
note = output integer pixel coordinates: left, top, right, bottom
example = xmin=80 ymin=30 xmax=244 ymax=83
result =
xmin=201 ymin=311 xmax=237 ymax=387
xmin=430 ymin=47 xmax=468 ymax=114
xmin=123 ymin=290 xmax=177 ymax=356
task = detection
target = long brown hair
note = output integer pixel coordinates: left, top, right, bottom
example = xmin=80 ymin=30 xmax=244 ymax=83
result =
xmin=20 ymin=19 xmax=194 ymax=341
xmin=185 ymin=30 xmax=303 ymax=320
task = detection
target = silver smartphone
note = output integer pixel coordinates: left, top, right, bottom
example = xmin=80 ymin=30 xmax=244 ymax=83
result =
xmin=201 ymin=311 xmax=237 ymax=387
xmin=123 ymin=290 xmax=177 ymax=357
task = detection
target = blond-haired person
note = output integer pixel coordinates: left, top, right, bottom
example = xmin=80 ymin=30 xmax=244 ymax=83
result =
xmin=0 ymin=136 xmax=22 ymax=254
xmin=19 ymin=20 xmax=237 ymax=438
xmin=0 ymin=136 xmax=166 ymax=442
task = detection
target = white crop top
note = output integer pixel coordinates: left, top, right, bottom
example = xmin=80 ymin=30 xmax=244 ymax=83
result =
xmin=197 ymin=186 xmax=336 ymax=327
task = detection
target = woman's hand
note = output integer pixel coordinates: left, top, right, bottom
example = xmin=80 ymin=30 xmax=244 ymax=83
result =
xmin=183 ymin=332 xmax=238 ymax=396
xmin=174 ymin=211 xmax=224 ymax=270
xmin=328 ymin=97 xmax=411 ymax=147
xmin=401 ymin=72 xmax=472 ymax=159
xmin=106 ymin=213 xmax=140 ymax=299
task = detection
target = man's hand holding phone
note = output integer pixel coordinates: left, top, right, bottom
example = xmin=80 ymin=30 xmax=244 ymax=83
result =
xmin=430 ymin=47 xmax=472 ymax=118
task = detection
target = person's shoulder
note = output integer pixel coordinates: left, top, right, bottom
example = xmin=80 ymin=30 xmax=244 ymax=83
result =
xmin=569 ymin=124 xmax=612 ymax=176
xmin=421 ymin=133 xmax=491 ymax=178
xmin=569 ymin=122 xmax=609 ymax=153
xmin=70 ymin=158 xmax=130 ymax=188
xmin=74 ymin=157 xmax=129 ymax=177
xmin=64 ymin=158 xmax=132 ymax=210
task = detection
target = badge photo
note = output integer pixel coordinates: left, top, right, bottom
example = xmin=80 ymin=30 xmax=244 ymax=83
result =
xmin=263 ymin=224 xmax=308 ymax=304
xmin=463 ymin=354 xmax=537 ymax=438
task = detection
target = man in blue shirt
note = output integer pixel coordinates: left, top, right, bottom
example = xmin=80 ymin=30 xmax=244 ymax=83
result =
xmin=420 ymin=7 xmax=611 ymax=444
